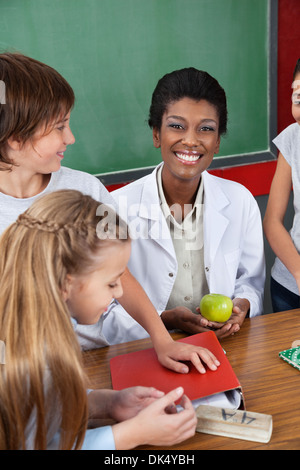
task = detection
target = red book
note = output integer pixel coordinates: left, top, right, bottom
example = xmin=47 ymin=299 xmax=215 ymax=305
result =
xmin=110 ymin=331 xmax=244 ymax=408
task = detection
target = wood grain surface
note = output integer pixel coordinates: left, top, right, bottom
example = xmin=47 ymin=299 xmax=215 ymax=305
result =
xmin=83 ymin=310 xmax=300 ymax=450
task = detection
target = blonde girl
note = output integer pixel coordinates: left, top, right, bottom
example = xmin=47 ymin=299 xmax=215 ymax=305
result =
xmin=0 ymin=52 xmax=219 ymax=374
xmin=0 ymin=189 xmax=197 ymax=450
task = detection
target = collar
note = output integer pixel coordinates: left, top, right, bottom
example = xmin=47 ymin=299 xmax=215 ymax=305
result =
xmin=156 ymin=163 xmax=204 ymax=226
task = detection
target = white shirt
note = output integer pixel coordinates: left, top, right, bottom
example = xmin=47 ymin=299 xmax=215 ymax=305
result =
xmin=156 ymin=165 xmax=209 ymax=311
xmin=0 ymin=166 xmax=115 ymax=233
xmin=271 ymin=123 xmax=300 ymax=294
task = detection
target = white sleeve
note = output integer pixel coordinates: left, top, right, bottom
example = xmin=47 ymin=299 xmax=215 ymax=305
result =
xmin=80 ymin=425 xmax=116 ymax=450
xmin=273 ymin=125 xmax=293 ymax=166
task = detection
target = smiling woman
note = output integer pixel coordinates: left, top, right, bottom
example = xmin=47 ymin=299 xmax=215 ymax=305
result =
xmin=103 ymin=67 xmax=266 ymax=345
xmin=153 ymin=98 xmax=221 ymax=205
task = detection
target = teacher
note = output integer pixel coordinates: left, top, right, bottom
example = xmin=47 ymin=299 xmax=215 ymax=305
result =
xmin=103 ymin=67 xmax=265 ymax=342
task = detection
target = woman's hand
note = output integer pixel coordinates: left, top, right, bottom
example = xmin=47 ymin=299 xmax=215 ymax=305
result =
xmin=198 ymin=298 xmax=250 ymax=339
xmin=161 ymin=307 xmax=212 ymax=334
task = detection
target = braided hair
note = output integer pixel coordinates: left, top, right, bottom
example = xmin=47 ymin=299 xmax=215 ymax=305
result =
xmin=0 ymin=189 xmax=129 ymax=449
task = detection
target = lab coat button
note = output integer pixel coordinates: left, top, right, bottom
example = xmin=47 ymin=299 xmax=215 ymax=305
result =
xmin=168 ymin=272 xmax=174 ymax=277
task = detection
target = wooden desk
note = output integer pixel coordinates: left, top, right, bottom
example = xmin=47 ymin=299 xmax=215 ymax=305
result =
xmin=83 ymin=310 xmax=300 ymax=450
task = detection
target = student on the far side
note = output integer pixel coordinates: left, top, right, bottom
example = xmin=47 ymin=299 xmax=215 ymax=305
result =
xmin=264 ymin=59 xmax=300 ymax=312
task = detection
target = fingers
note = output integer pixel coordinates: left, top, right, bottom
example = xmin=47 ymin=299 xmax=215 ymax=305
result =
xmin=157 ymin=387 xmax=195 ymax=419
xmin=165 ymin=352 xmax=220 ymax=375
xmin=157 ymin=386 xmax=185 ymax=408
xmin=164 ymin=402 xmax=178 ymax=414
xmin=169 ymin=392 xmax=197 ymax=443
xmin=188 ymin=352 xmax=207 ymax=374
xmin=138 ymin=387 xmax=197 ymax=447
xmin=188 ymin=349 xmax=220 ymax=374
xmin=134 ymin=386 xmax=165 ymax=399
xmin=159 ymin=344 xmax=220 ymax=375
xmin=214 ymin=324 xmax=239 ymax=339
xmin=159 ymin=355 xmax=191 ymax=374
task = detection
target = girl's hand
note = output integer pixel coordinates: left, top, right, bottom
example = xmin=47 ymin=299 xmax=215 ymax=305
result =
xmin=110 ymin=387 xmax=167 ymax=422
xmin=113 ymin=387 xmax=197 ymax=449
xmin=155 ymin=336 xmax=220 ymax=374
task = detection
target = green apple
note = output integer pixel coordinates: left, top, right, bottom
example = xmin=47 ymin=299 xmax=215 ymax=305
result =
xmin=200 ymin=293 xmax=233 ymax=322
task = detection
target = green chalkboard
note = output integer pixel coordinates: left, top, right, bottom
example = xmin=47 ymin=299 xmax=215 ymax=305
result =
xmin=0 ymin=0 xmax=276 ymax=183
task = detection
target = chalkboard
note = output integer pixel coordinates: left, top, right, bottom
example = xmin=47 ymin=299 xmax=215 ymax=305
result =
xmin=0 ymin=0 xmax=277 ymax=184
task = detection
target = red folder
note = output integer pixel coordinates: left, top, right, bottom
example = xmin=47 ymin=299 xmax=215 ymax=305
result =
xmin=110 ymin=331 xmax=244 ymax=407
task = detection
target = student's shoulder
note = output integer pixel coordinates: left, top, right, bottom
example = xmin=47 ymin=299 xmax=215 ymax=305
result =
xmin=52 ymin=167 xmax=104 ymax=190
xmin=55 ymin=166 xmax=100 ymax=186
xmin=273 ymin=123 xmax=300 ymax=165
xmin=274 ymin=122 xmax=300 ymax=145
xmin=51 ymin=167 xmax=113 ymax=204
xmin=280 ymin=122 xmax=299 ymax=136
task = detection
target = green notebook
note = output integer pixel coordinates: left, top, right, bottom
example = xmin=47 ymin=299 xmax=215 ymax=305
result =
xmin=279 ymin=346 xmax=300 ymax=371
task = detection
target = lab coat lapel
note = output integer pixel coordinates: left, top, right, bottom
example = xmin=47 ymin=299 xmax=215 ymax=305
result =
xmin=139 ymin=165 xmax=175 ymax=256
xmin=202 ymin=171 xmax=230 ymax=265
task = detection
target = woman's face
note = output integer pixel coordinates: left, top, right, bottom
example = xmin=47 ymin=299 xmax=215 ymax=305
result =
xmin=152 ymin=97 xmax=220 ymax=183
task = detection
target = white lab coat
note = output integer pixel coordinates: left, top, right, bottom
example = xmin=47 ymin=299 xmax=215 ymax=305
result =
xmin=102 ymin=164 xmax=265 ymax=344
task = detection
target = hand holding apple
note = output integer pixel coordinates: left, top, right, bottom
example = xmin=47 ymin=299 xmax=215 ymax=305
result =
xmin=199 ymin=294 xmax=233 ymax=323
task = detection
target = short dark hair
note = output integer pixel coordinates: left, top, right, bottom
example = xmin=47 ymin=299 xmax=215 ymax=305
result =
xmin=148 ymin=67 xmax=227 ymax=136
xmin=293 ymin=59 xmax=300 ymax=81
